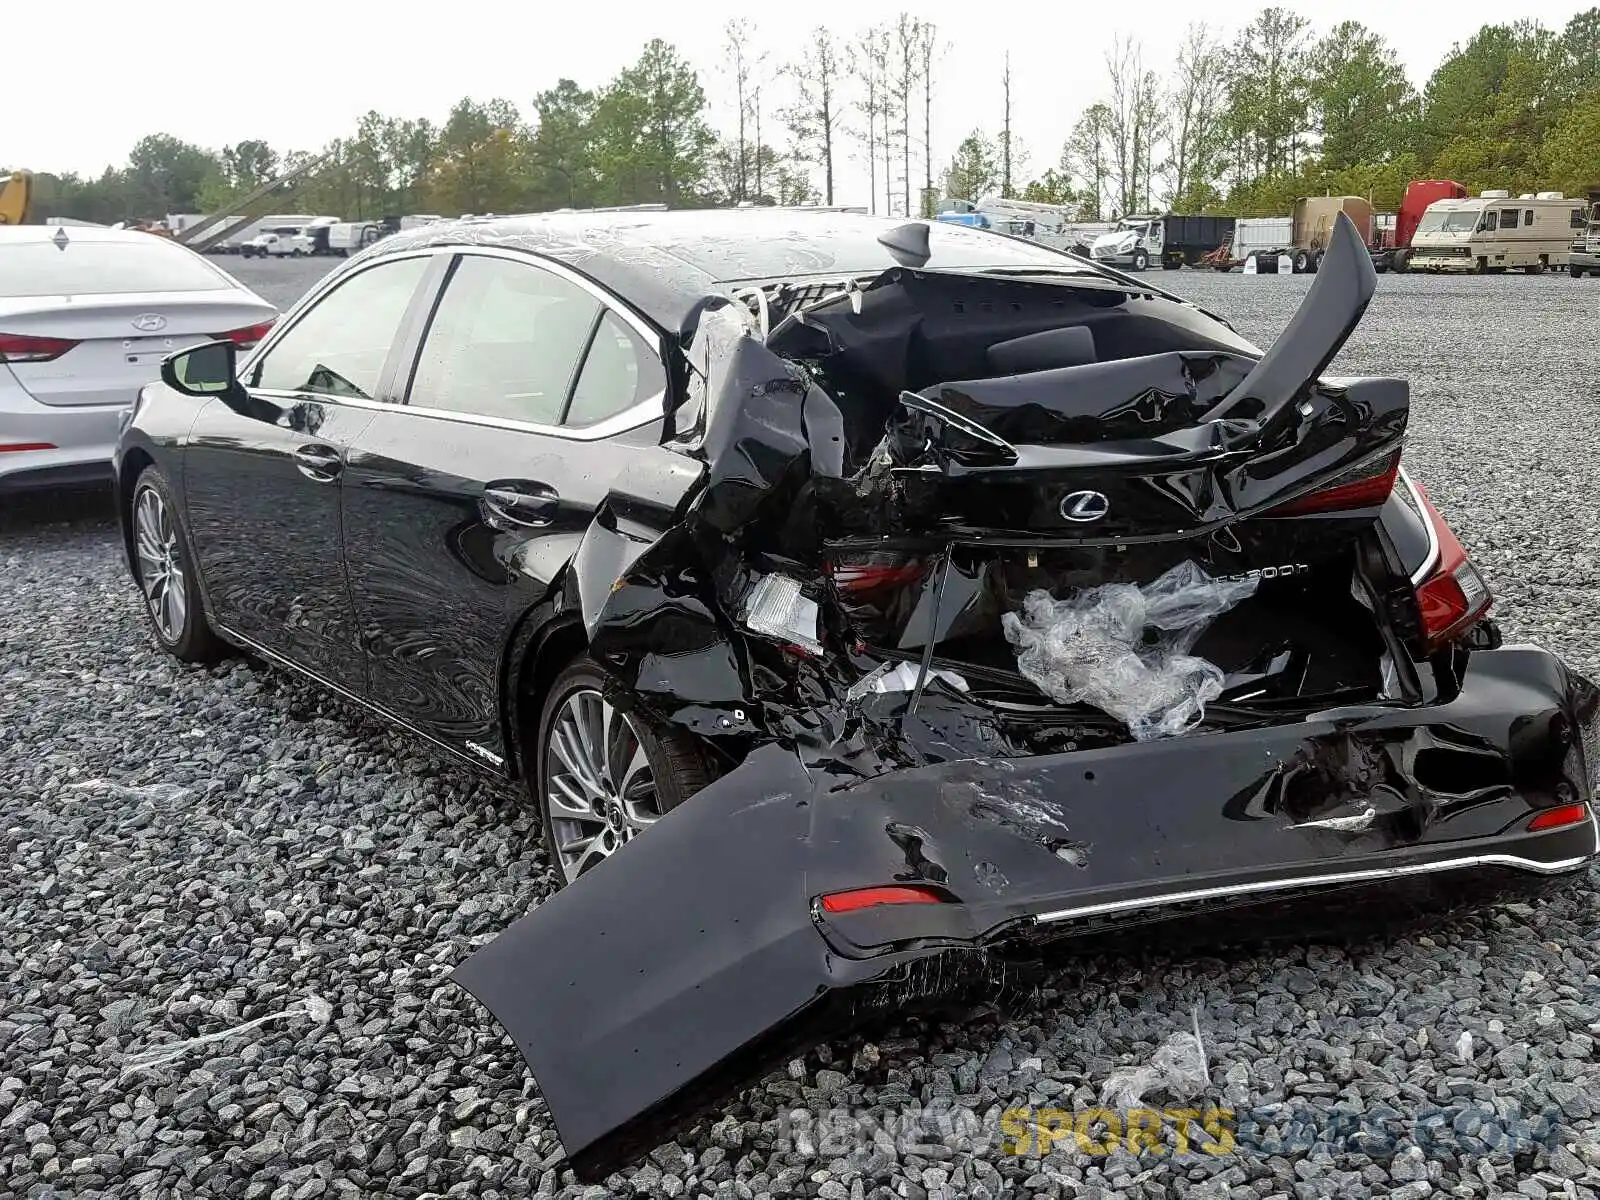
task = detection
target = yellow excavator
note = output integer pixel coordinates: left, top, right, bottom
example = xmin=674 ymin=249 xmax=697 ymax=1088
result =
xmin=0 ymin=169 xmax=34 ymax=224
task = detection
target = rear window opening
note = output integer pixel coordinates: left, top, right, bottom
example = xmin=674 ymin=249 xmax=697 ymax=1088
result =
xmin=0 ymin=239 xmax=232 ymax=297
xmin=762 ymin=268 xmax=1258 ymax=470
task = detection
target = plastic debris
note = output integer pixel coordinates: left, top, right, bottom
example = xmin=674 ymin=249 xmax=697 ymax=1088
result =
xmin=67 ymin=778 xmax=193 ymax=804
xmin=1456 ymin=1030 xmax=1474 ymax=1063
xmin=119 ymin=996 xmax=326 ymax=1079
xmin=1099 ymin=1005 xmax=1211 ymax=1108
xmin=846 ymin=660 xmax=970 ymax=701
xmin=1001 ymin=560 xmax=1258 ymax=740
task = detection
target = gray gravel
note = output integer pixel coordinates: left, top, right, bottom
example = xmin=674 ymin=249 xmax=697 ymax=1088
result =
xmin=5 ymin=257 xmax=1600 ymax=1199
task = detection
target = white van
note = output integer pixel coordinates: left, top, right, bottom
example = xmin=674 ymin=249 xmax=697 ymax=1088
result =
xmin=1409 ymin=191 xmax=1584 ymax=273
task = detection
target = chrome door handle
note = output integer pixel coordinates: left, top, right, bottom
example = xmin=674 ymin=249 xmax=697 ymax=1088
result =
xmin=482 ymin=482 xmax=559 ymax=528
xmin=293 ymin=443 xmax=343 ymax=482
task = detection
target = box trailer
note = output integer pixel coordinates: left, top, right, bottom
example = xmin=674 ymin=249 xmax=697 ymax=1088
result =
xmin=1227 ymin=197 xmax=1374 ymax=275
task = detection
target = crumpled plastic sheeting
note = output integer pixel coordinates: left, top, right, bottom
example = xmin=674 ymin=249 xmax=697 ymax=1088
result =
xmin=1001 ymin=560 xmax=1258 ymax=740
xmin=67 ymin=778 xmax=193 ymax=805
xmin=1100 ymin=1006 xmax=1211 ymax=1108
xmin=118 ymin=995 xmax=333 ymax=1079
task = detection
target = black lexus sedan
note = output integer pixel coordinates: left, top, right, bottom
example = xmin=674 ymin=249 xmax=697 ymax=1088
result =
xmin=114 ymin=207 xmax=1599 ymax=1176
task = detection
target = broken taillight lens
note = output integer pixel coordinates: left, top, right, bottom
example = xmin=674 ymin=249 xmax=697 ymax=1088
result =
xmin=826 ymin=557 xmax=926 ymax=595
xmin=818 ymin=885 xmax=949 ymax=914
xmin=1412 ymin=482 xmax=1492 ymax=651
xmin=0 ymin=332 xmax=78 ymax=363
xmin=1263 ymin=451 xmax=1400 ymax=517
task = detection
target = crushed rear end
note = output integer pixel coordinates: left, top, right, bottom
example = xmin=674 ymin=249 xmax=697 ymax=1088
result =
xmin=454 ymin=214 xmax=1600 ymax=1177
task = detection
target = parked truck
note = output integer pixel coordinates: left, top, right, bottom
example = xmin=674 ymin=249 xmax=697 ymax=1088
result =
xmin=1372 ymin=180 xmax=1468 ymax=272
xmin=1569 ymin=188 xmax=1600 ymax=277
xmin=1087 ymin=213 xmax=1236 ymax=270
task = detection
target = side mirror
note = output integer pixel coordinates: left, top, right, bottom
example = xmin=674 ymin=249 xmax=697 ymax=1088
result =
xmin=162 ymin=340 xmax=239 ymax=398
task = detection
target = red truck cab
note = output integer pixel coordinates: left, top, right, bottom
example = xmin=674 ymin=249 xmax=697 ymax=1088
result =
xmin=1385 ymin=180 xmax=1468 ymax=271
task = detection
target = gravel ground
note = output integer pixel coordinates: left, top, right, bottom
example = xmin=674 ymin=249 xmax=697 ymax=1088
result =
xmin=5 ymin=256 xmax=1600 ymax=1200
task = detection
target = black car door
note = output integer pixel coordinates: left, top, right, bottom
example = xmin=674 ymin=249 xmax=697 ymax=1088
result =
xmin=182 ymin=253 xmax=433 ymax=684
xmin=339 ymin=249 xmax=671 ymax=767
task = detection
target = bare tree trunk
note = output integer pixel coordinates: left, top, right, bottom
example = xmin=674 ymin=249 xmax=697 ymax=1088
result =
xmin=894 ymin=15 xmax=921 ymax=216
xmin=1001 ymin=52 xmax=1012 ymax=197
xmin=918 ymin=24 xmax=940 ymax=216
xmin=851 ymin=27 xmax=892 ymax=216
xmin=753 ymin=87 xmax=763 ymax=200
xmin=724 ymin=19 xmax=753 ymax=201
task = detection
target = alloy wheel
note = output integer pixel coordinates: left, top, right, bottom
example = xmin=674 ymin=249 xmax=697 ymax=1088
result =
xmin=133 ymin=485 xmax=188 ymax=643
xmin=543 ymin=688 xmax=662 ymax=883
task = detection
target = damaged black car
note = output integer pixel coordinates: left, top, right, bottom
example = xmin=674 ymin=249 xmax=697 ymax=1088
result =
xmin=113 ymin=207 xmax=1599 ymax=1177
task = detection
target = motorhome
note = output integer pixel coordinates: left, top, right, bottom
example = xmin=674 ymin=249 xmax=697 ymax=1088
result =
xmin=1408 ymin=191 xmax=1584 ymax=273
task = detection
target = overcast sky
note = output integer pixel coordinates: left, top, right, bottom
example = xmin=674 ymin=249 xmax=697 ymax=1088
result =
xmin=8 ymin=0 xmax=1591 ymax=209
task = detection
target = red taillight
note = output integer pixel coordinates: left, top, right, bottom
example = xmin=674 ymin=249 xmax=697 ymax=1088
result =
xmin=1412 ymin=481 xmax=1492 ymax=651
xmin=1265 ymin=458 xmax=1399 ymax=517
xmin=0 ymin=332 xmax=78 ymax=363
xmin=0 ymin=442 xmax=57 ymax=452
xmin=1527 ymin=803 xmax=1590 ymax=832
xmin=818 ymin=884 xmax=948 ymax=914
xmin=211 ymin=320 xmax=275 ymax=349
xmin=827 ymin=559 xmax=926 ymax=595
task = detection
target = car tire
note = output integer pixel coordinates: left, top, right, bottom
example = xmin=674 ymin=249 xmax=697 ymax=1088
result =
xmin=129 ymin=465 xmax=226 ymax=663
xmin=533 ymin=656 xmax=710 ymax=886
xmin=1131 ymin=248 xmax=1149 ymax=271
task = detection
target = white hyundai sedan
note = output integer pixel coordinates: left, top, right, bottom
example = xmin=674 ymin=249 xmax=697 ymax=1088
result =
xmin=0 ymin=225 xmax=276 ymax=493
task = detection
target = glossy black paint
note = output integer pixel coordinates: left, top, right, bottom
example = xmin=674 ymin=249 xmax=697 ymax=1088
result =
xmin=111 ymin=210 xmax=1599 ymax=1183
xmin=341 ymin=408 xmax=668 ymax=759
xmin=456 ymin=648 xmax=1600 ymax=1177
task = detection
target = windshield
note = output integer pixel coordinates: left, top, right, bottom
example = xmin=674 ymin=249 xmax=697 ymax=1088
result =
xmin=0 ymin=238 xmax=232 ymax=297
xmin=1417 ymin=209 xmax=1480 ymax=234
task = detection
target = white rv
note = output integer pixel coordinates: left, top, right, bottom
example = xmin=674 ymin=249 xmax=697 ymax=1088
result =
xmin=1408 ymin=191 xmax=1584 ymax=273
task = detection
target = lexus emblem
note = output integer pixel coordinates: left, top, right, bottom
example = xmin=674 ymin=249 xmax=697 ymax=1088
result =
xmin=1060 ymin=489 xmax=1110 ymax=523
xmin=131 ymin=313 xmax=167 ymax=332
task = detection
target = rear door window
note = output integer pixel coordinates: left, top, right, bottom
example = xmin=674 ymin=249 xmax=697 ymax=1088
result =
xmin=566 ymin=311 xmax=664 ymax=428
xmin=408 ymin=254 xmax=599 ymax=426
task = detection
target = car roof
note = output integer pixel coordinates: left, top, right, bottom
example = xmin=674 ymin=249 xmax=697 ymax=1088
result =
xmin=365 ymin=208 xmax=1103 ymax=334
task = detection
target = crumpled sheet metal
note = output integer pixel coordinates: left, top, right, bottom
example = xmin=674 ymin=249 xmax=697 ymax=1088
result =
xmin=1002 ymin=561 xmax=1259 ymax=740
